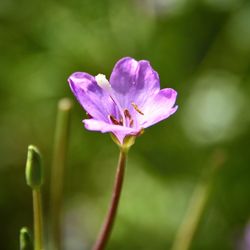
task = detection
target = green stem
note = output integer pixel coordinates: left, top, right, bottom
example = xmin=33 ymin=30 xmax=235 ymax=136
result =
xmin=171 ymin=179 xmax=211 ymax=250
xmin=49 ymin=98 xmax=72 ymax=250
xmin=171 ymin=150 xmax=226 ymax=250
xmin=92 ymin=149 xmax=127 ymax=250
xmin=33 ymin=189 xmax=44 ymax=250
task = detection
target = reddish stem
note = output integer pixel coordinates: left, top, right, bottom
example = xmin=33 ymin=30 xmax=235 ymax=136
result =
xmin=92 ymin=149 xmax=127 ymax=250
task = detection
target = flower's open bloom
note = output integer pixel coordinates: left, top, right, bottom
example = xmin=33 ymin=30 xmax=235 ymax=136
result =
xmin=68 ymin=57 xmax=178 ymax=144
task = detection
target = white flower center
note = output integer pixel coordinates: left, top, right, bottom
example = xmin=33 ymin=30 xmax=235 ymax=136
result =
xmin=95 ymin=74 xmax=111 ymax=90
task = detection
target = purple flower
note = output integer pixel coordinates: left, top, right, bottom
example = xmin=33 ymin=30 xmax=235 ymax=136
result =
xmin=68 ymin=57 xmax=178 ymax=145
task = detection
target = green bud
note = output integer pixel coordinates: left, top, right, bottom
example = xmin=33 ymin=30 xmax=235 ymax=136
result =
xmin=20 ymin=227 xmax=33 ymax=250
xmin=25 ymin=145 xmax=43 ymax=189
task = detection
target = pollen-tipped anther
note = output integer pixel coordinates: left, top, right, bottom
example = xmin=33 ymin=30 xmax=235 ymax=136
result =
xmin=109 ymin=115 xmax=122 ymax=125
xmin=131 ymin=102 xmax=144 ymax=115
xmin=124 ymin=109 xmax=132 ymax=120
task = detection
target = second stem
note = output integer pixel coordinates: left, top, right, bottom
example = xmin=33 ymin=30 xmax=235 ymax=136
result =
xmin=33 ymin=189 xmax=44 ymax=250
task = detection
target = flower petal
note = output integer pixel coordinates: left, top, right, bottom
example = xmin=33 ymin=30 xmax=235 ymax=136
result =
xmin=137 ymin=88 xmax=178 ymax=128
xmin=110 ymin=57 xmax=138 ymax=95
xmin=134 ymin=60 xmax=160 ymax=106
xmin=68 ymin=72 xmax=116 ymax=122
xmin=109 ymin=57 xmax=160 ymax=110
xmin=83 ymin=119 xmax=139 ymax=143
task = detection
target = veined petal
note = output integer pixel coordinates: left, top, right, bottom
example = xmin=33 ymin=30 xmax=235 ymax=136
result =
xmin=134 ymin=60 xmax=160 ymax=106
xmin=110 ymin=57 xmax=160 ymax=110
xmin=83 ymin=119 xmax=139 ymax=143
xmin=68 ymin=72 xmax=116 ymax=122
xmin=109 ymin=57 xmax=137 ymax=110
xmin=110 ymin=57 xmax=138 ymax=96
xmin=138 ymin=88 xmax=178 ymax=128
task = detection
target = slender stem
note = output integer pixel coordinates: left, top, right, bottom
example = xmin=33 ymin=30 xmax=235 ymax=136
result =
xmin=32 ymin=189 xmax=44 ymax=250
xmin=92 ymin=149 xmax=127 ymax=250
xmin=171 ymin=150 xmax=226 ymax=250
xmin=49 ymin=98 xmax=72 ymax=250
xmin=171 ymin=180 xmax=211 ymax=250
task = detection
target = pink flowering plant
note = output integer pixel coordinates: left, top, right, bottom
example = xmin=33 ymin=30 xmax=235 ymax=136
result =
xmin=68 ymin=57 xmax=178 ymax=250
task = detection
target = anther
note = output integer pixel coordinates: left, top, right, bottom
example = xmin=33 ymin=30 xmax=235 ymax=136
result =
xmin=124 ymin=109 xmax=132 ymax=120
xmin=131 ymin=102 xmax=144 ymax=115
xmin=109 ymin=115 xmax=121 ymax=125
xmin=129 ymin=119 xmax=134 ymax=127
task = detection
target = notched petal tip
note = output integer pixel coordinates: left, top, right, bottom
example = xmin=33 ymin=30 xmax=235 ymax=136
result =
xmin=135 ymin=59 xmax=157 ymax=79
xmin=115 ymin=56 xmax=137 ymax=64
xmin=68 ymin=72 xmax=95 ymax=85
xmin=159 ymin=88 xmax=178 ymax=110
xmin=68 ymin=72 xmax=97 ymax=94
xmin=113 ymin=56 xmax=138 ymax=70
xmin=163 ymin=88 xmax=178 ymax=99
xmin=137 ymin=59 xmax=158 ymax=76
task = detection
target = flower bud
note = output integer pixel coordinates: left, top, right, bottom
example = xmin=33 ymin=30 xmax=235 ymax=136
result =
xmin=20 ymin=227 xmax=33 ymax=250
xmin=25 ymin=145 xmax=43 ymax=189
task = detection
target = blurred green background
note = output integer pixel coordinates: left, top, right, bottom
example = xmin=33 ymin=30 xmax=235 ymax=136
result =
xmin=1 ymin=0 xmax=250 ymax=249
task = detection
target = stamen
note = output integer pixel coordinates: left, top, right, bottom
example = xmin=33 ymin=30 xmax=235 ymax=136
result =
xmin=124 ymin=109 xmax=132 ymax=120
xmin=131 ymin=102 xmax=144 ymax=115
xmin=109 ymin=115 xmax=122 ymax=125
xmin=124 ymin=109 xmax=134 ymax=127
xmin=129 ymin=119 xmax=134 ymax=127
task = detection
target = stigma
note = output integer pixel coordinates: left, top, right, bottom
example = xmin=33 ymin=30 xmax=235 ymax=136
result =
xmin=95 ymin=74 xmax=111 ymax=91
